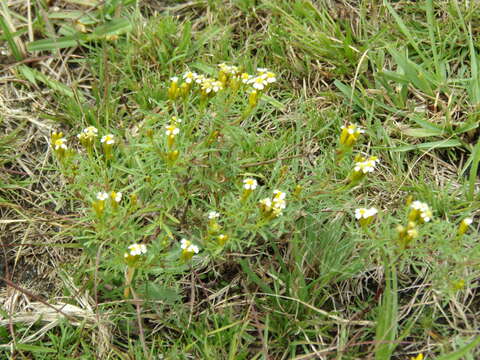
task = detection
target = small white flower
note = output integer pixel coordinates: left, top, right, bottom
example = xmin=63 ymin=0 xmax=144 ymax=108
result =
xmin=96 ymin=191 xmax=109 ymax=201
xmin=113 ymin=192 xmax=122 ymax=203
xmin=54 ymin=138 xmax=67 ymax=150
xmin=240 ymin=73 xmax=251 ymax=84
xmin=84 ymin=126 xmax=98 ymax=135
xmin=463 ymin=218 xmax=473 ymax=226
xmin=259 ymin=198 xmax=272 ymax=210
xmin=257 ymin=67 xmax=268 ymax=74
xmin=273 ymin=190 xmax=286 ymax=201
xmin=126 ymin=243 xmax=147 ymax=257
xmin=208 ymin=211 xmax=220 ymax=219
xmin=100 ymin=134 xmax=115 ymax=145
xmin=194 ymin=74 xmax=205 ymax=84
xmin=170 ymin=76 xmax=179 ymax=83
xmin=273 ymin=199 xmax=286 ymax=210
xmin=262 ymin=71 xmax=277 ymax=83
xmin=165 ymin=125 xmax=180 ymax=136
xmin=211 ymin=80 xmax=223 ymax=93
xmin=249 ymin=76 xmax=268 ymax=90
xmin=180 ymin=239 xmax=199 ymax=253
xmin=355 ymin=207 xmax=377 ymax=220
xmin=410 ymin=201 xmax=432 ymax=222
xmin=183 ymin=71 xmax=196 ymax=84
xmin=243 ymin=178 xmax=258 ymax=190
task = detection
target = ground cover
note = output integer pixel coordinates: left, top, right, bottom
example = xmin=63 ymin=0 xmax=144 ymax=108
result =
xmin=1 ymin=1 xmax=479 ymax=359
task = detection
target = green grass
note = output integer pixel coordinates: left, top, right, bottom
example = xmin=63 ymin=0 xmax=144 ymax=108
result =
xmin=1 ymin=0 xmax=480 ymax=359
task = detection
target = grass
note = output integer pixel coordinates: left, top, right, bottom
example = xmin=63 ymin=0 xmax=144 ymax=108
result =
xmin=1 ymin=0 xmax=480 ymax=359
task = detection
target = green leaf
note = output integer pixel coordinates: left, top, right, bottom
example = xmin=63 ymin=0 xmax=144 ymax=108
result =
xmin=390 ymin=139 xmax=463 ymax=152
xmin=436 ymin=336 xmax=480 ymax=360
xmin=27 ymin=36 xmax=85 ymax=52
xmin=138 ymin=283 xmax=180 ymax=304
xmin=374 ymin=262 xmax=398 ymax=360
xmin=17 ymin=65 xmax=84 ymax=100
xmin=88 ymin=18 xmax=132 ymax=39
xmin=0 ymin=8 xmax=23 ymax=60
xmin=239 ymin=259 xmax=273 ymax=293
xmin=401 ymin=127 xmax=444 ymax=138
xmin=15 ymin=344 xmax=56 ymax=353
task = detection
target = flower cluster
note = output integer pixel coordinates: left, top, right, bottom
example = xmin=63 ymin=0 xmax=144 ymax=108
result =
xmin=77 ymin=126 xmax=98 ymax=148
xmin=336 ymin=123 xmax=365 ymax=162
xmin=259 ymin=190 xmax=287 ymax=219
xmin=50 ymin=132 xmax=68 ymax=159
xmin=349 ymin=155 xmax=380 ymax=185
xmin=92 ymin=190 xmax=123 ymax=217
xmin=408 ymin=201 xmax=432 ymax=224
xmin=340 ymin=123 xmax=365 ymax=147
xmin=124 ymin=243 xmax=147 ymax=262
xmin=167 ymin=64 xmax=277 ymax=106
xmin=51 ymin=127 xmax=118 ymax=162
xmin=354 ymin=156 xmax=379 ymax=174
xmin=164 ymin=116 xmax=182 ymax=162
xmin=397 ymin=200 xmax=433 ymax=249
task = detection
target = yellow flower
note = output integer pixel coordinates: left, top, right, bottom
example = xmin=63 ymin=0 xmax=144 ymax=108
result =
xmin=217 ymin=234 xmax=229 ymax=246
xmin=458 ymin=217 xmax=473 ymax=235
xmin=410 ymin=354 xmax=423 ymax=360
xmin=339 ymin=123 xmax=365 ymax=147
xmin=180 ymin=239 xmax=200 ymax=261
xmin=168 ymin=76 xmax=180 ymax=100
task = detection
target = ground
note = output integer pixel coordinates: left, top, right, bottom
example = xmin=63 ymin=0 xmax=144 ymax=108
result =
xmin=1 ymin=0 xmax=480 ymax=359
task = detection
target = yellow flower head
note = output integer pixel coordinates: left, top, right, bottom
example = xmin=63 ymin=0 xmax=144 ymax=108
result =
xmin=340 ymin=123 xmax=365 ymax=147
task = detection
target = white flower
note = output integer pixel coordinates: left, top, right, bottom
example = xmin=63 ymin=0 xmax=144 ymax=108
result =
xmin=262 ymin=71 xmax=277 ymax=83
xmin=170 ymin=76 xmax=179 ymax=83
xmin=249 ymin=76 xmax=268 ymax=90
xmin=342 ymin=124 xmax=365 ymax=135
xmin=354 ymin=157 xmax=378 ymax=174
xmin=240 ymin=73 xmax=251 ymax=84
xmin=259 ymin=198 xmax=272 ymax=211
xmin=463 ymin=218 xmax=473 ymax=226
xmin=112 ymin=192 xmax=122 ymax=203
xmin=96 ymin=191 xmax=109 ymax=201
xmin=100 ymin=134 xmax=115 ymax=145
xmin=194 ymin=74 xmax=205 ymax=84
xmin=125 ymin=243 xmax=147 ymax=257
xmin=180 ymin=239 xmax=199 ymax=253
xmin=257 ymin=67 xmax=268 ymax=74
xmin=273 ymin=190 xmax=286 ymax=201
xmin=243 ymin=178 xmax=258 ymax=190
xmin=208 ymin=211 xmax=220 ymax=219
xmin=273 ymin=198 xmax=286 ymax=210
xmin=211 ymin=80 xmax=223 ymax=93
xmin=84 ymin=126 xmax=98 ymax=135
xmin=183 ymin=71 xmax=197 ymax=84
xmin=355 ymin=207 xmax=378 ymax=220
xmin=410 ymin=201 xmax=432 ymax=222
xmin=165 ymin=125 xmax=180 ymax=136
xmin=54 ymin=138 xmax=67 ymax=150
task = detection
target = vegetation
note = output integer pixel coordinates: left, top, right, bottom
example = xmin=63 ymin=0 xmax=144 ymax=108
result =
xmin=1 ymin=0 xmax=479 ymax=359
